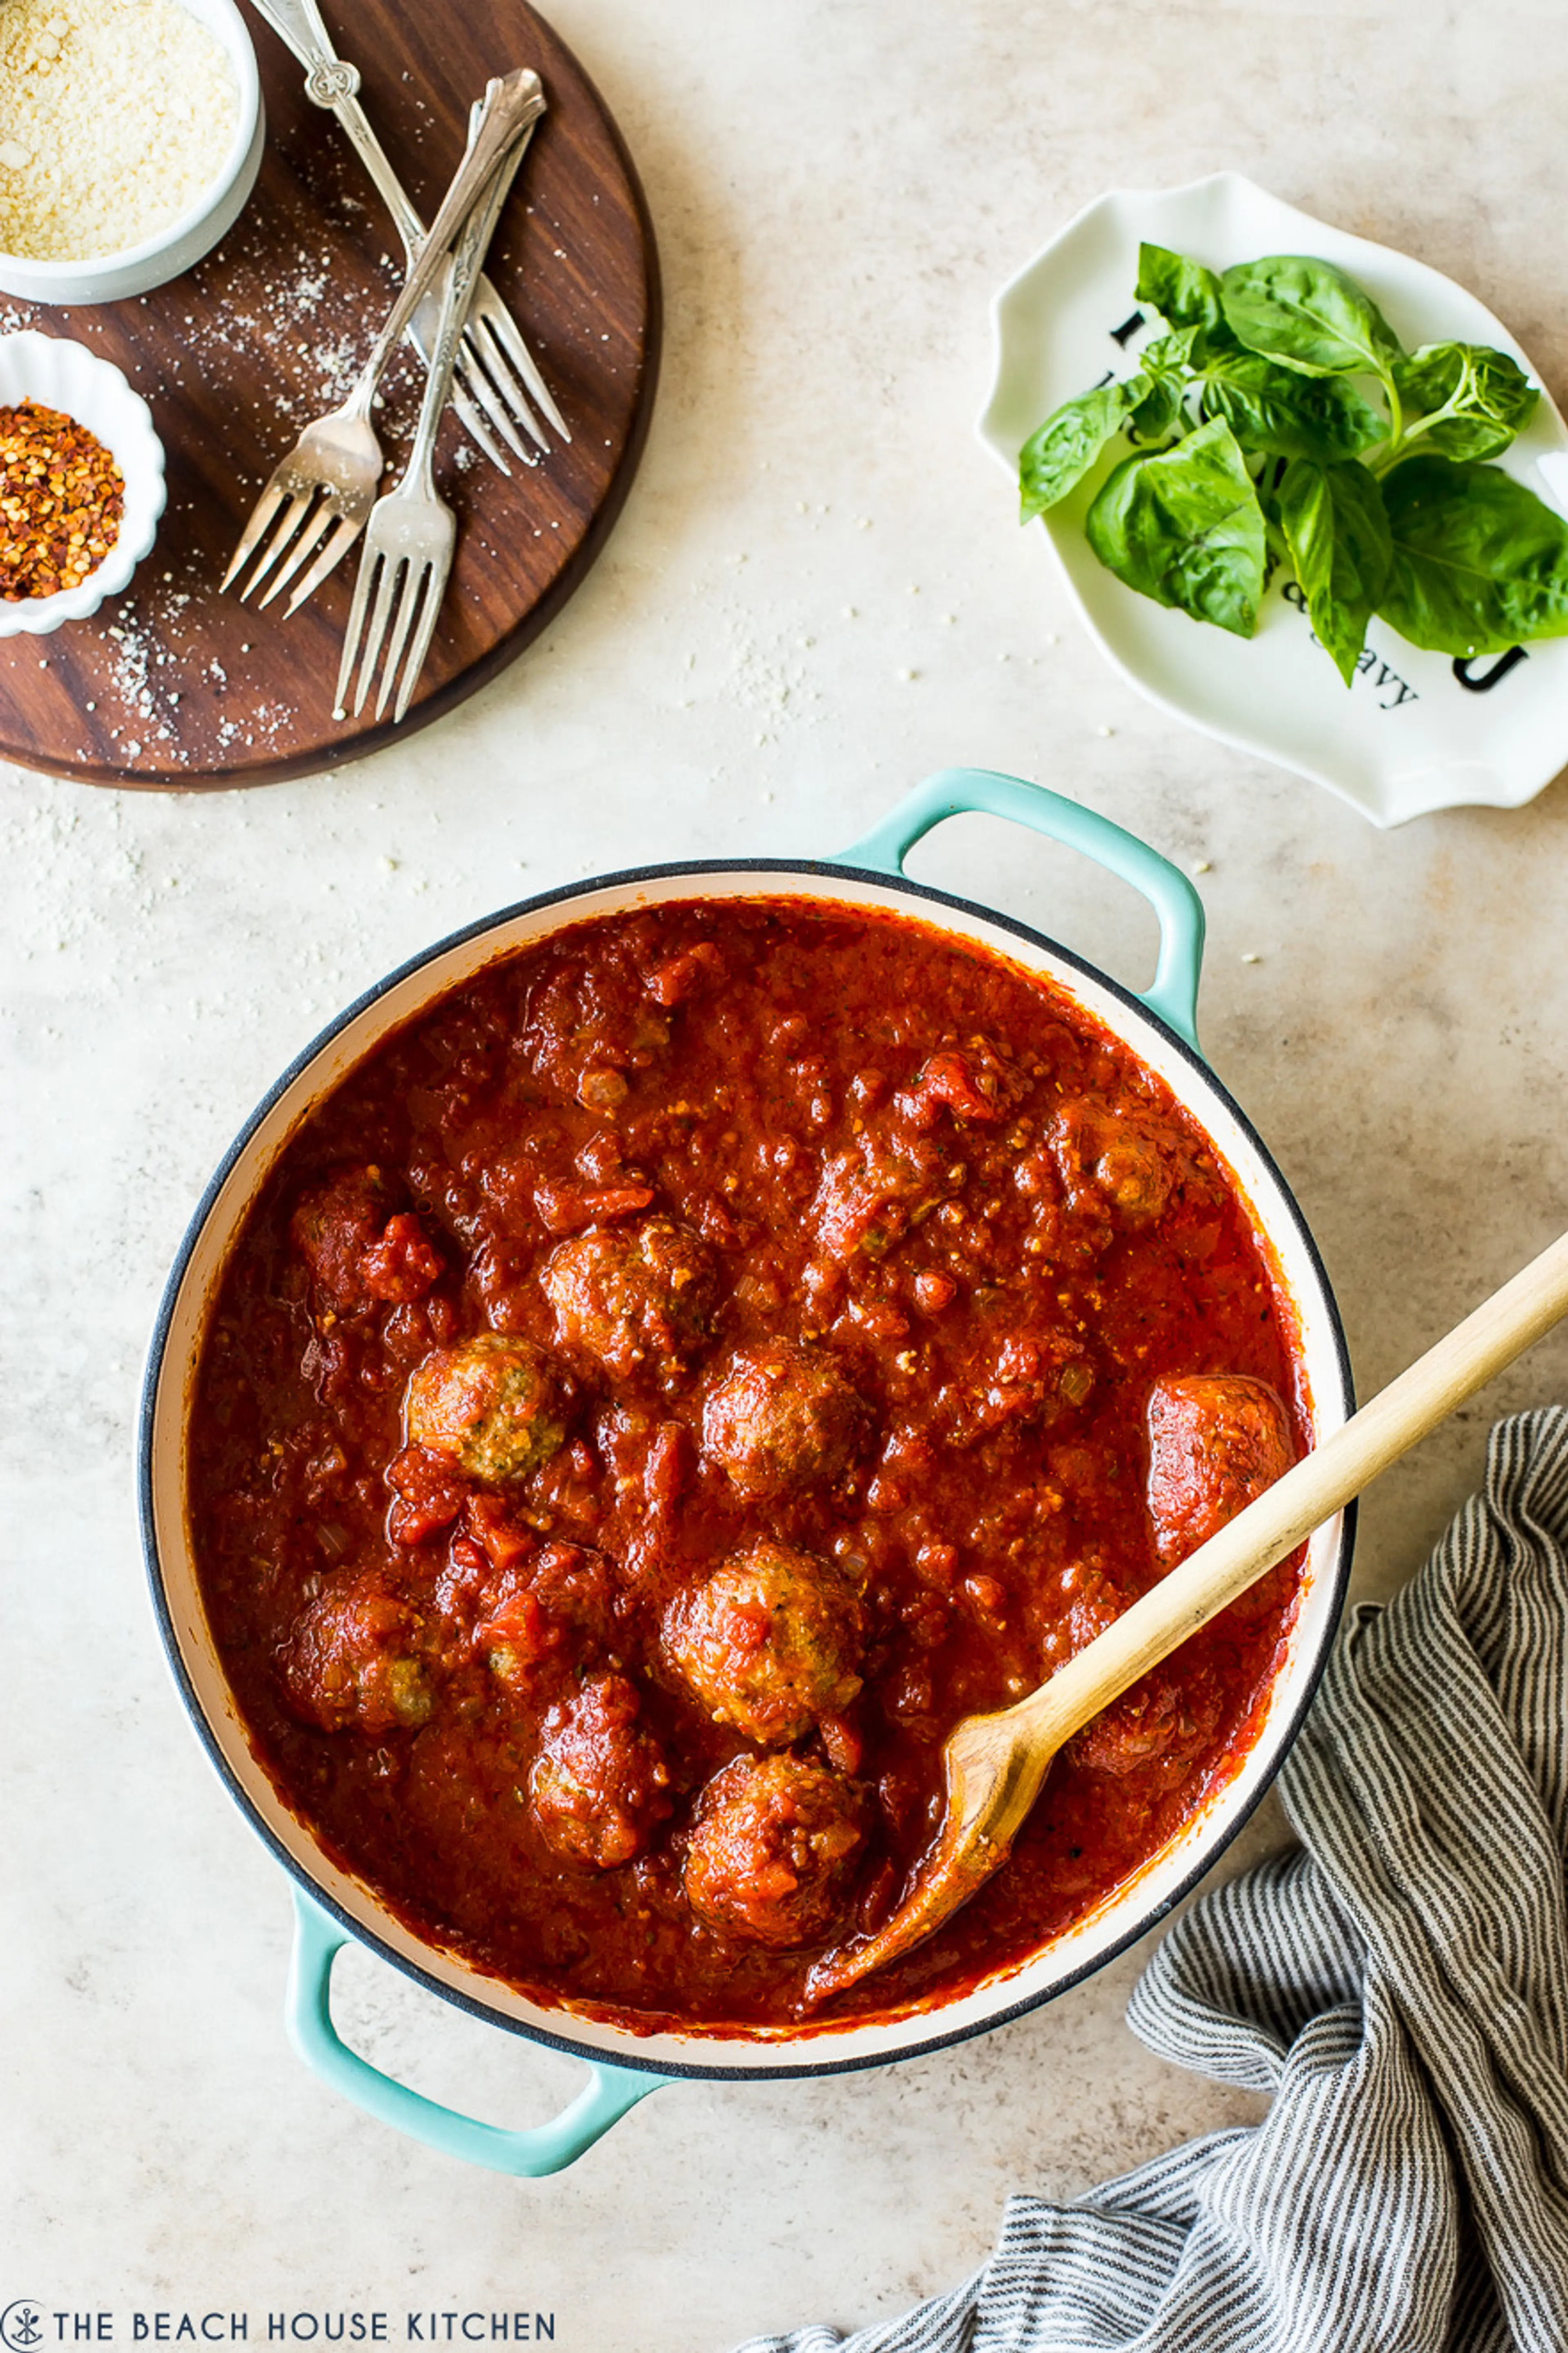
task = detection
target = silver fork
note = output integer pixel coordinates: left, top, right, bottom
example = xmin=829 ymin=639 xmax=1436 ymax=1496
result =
xmin=223 ymin=70 xmax=545 ymax=613
xmin=332 ymin=143 xmax=506 ymax=726
xmin=248 ymin=0 xmax=569 ymax=463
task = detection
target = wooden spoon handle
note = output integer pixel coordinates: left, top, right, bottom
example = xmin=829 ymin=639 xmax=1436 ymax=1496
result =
xmin=1014 ymin=1226 xmax=1568 ymax=1750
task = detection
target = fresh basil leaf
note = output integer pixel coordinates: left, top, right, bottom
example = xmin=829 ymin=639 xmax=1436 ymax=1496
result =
xmin=1136 ymin=244 xmax=1237 ymax=357
xmin=1019 ymin=377 xmax=1148 ymax=520
xmin=1395 ymin=340 xmax=1531 ymax=418
xmin=1420 ymin=412 xmax=1522 ymax=465
xmin=1278 ymin=457 xmax=1392 ymax=685
xmin=1128 ymin=373 xmax=1184 ymax=441
xmin=1140 ymin=325 xmax=1201 ymax=378
xmin=1392 ymin=342 xmax=1539 ymax=461
xmin=1129 ymin=328 xmax=1200 ymax=439
xmin=1220 ymin=254 xmax=1403 ymax=380
xmin=1200 ymin=353 xmax=1386 ymax=462
xmin=1394 ymin=342 xmax=1473 ymax=411
xmin=1085 ymin=417 xmax=1266 ymax=637
xmin=1379 ymin=455 xmax=1568 ymax=655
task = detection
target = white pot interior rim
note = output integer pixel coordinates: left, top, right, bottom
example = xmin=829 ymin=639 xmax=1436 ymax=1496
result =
xmin=141 ymin=856 xmax=1356 ymax=2082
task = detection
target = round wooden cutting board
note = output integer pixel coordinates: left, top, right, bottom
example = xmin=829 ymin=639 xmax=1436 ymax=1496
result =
xmin=0 ymin=0 xmax=659 ymax=789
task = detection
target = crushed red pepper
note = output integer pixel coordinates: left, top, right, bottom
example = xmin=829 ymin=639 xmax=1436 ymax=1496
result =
xmin=0 ymin=397 xmax=123 ymax=599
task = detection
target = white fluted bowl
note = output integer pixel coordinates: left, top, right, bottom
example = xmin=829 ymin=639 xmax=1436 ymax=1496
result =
xmin=0 ymin=330 xmax=167 ymax=637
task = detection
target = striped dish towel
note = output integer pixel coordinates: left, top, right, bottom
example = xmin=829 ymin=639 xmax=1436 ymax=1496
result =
xmin=737 ymin=1408 xmax=1568 ymax=2353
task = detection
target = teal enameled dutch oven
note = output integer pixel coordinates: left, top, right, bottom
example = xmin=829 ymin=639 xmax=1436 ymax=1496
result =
xmin=140 ymin=769 xmax=1354 ymax=2176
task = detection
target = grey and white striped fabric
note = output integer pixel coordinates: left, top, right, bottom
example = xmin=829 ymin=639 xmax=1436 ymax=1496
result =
xmin=737 ymin=1408 xmax=1568 ymax=2353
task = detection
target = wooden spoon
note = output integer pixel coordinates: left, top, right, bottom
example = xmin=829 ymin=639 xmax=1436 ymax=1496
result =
xmin=806 ymin=1226 xmax=1568 ymax=2005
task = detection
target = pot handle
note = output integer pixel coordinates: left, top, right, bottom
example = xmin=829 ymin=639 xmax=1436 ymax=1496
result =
xmin=835 ymin=767 xmax=1205 ymax=1052
xmin=286 ymin=1888 xmax=660 ymax=2176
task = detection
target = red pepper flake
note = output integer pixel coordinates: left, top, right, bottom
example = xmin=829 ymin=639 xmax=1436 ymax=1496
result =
xmin=0 ymin=397 xmax=122 ymax=599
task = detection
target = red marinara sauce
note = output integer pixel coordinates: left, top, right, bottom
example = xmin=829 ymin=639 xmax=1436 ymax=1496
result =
xmin=187 ymin=898 xmax=1308 ymax=2036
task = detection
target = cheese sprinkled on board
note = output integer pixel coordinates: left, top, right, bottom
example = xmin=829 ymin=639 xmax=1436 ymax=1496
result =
xmin=0 ymin=0 xmax=238 ymax=262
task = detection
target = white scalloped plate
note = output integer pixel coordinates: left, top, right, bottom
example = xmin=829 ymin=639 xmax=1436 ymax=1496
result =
xmin=978 ymin=172 xmax=1568 ymax=827
xmin=0 ymin=332 xmax=166 ymax=637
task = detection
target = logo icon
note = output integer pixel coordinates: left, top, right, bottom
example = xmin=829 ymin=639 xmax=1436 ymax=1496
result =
xmin=0 ymin=2305 xmax=45 ymax=2352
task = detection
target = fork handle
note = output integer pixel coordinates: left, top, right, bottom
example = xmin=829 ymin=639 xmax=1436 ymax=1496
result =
xmin=248 ymin=0 xmax=556 ymax=457
xmin=246 ymin=0 xmax=428 ymax=257
xmin=354 ymin=71 xmax=544 ymax=402
xmin=406 ymin=139 xmax=528 ymax=492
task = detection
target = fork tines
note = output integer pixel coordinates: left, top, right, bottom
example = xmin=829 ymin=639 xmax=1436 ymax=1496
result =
xmin=452 ymin=318 xmax=535 ymax=463
xmin=334 ymin=531 xmax=453 ymax=725
xmin=462 ymin=303 xmax=566 ymax=452
xmin=223 ymin=484 xmax=362 ymax=611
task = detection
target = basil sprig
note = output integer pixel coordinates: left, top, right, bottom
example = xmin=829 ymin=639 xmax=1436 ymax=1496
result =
xmin=1388 ymin=344 xmax=1539 ymax=464
xmin=1018 ymin=241 xmax=1560 ymax=684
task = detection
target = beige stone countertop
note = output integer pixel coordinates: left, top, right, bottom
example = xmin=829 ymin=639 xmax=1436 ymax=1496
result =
xmin=5 ymin=0 xmax=1568 ymax=2344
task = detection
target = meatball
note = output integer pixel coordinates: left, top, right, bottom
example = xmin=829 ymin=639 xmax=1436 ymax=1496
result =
xmin=291 ymin=1166 xmax=442 ymax=1311
xmin=1072 ymin=1668 xmax=1224 ymax=1789
xmin=478 ymin=1540 xmax=623 ymax=1690
xmin=404 ymin=1334 xmax=574 ymax=1484
xmin=811 ymin=1125 xmax=961 ymax=1263
xmin=280 ymin=1575 xmax=433 ymax=1734
xmin=664 ymin=1540 xmax=864 ymax=1745
xmin=701 ymin=1343 xmax=867 ymax=1501
xmin=542 ymin=1215 xmax=716 ymax=1381
xmin=528 ymin=1671 xmax=672 ymax=1869
xmin=1146 ymin=1373 xmax=1296 ymax=1567
xmin=684 ymin=1754 xmax=866 ymax=1947
xmin=1050 ymin=1099 xmax=1180 ymax=1226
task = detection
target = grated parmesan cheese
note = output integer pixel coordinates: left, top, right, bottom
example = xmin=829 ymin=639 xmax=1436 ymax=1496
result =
xmin=0 ymin=0 xmax=237 ymax=262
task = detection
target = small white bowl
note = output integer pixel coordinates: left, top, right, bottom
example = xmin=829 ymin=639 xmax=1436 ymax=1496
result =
xmin=0 ymin=0 xmax=263 ymax=305
xmin=0 ymin=330 xmax=166 ymax=636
